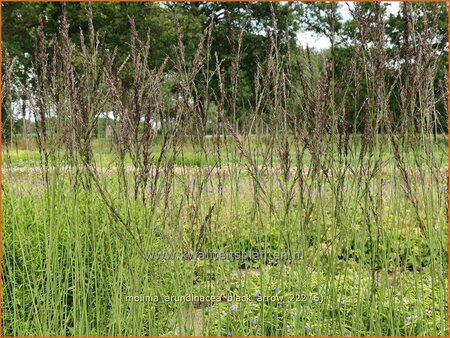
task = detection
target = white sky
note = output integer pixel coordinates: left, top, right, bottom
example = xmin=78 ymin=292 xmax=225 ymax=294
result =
xmin=297 ymin=1 xmax=401 ymax=50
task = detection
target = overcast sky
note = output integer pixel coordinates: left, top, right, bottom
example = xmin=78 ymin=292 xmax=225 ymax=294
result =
xmin=297 ymin=1 xmax=401 ymax=50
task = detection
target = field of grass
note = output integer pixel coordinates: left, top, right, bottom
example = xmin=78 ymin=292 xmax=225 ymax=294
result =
xmin=3 ymin=135 xmax=448 ymax=169
xmin=2 ymin=2 xmax=448 ymax=335
xmin=2 ymin=137 xmax=448 ymax=336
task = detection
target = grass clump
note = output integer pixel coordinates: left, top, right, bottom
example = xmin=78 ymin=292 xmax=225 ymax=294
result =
xmin=2 ymin=2 xmax=448 ymax=336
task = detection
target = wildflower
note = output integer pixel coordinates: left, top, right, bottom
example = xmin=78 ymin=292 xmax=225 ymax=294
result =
xmin=253 ymin=291 xmax=259 ymax=298
xmin=204 ymin=307 xmax=209 ymax=314
xmin=305 ymin=323 xmax=310 ymax=331
xmin=227 ymin=330 xmax=232 ymax=336
xmin=405 ymin=316 xmax=411 ymax=322
xmin=440 ymin=185 xmax=447 ymax=191
xmin=425 ymin=311 xmax=431 ymax=318
xmin=249 ymin=319 xmax=256 ymax=326
xmin=229 ymin=304 xmax=236 ymax=313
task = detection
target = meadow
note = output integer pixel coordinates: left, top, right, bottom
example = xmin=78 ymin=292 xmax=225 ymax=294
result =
xmin=2 ymin=2 xmax=449 ymax=336
xmin=2 ymin=134 xmax=448 ymax=336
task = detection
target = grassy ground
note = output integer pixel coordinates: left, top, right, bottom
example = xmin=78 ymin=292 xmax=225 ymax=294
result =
xmin=2 ymin=138 xmax=448 ymax=336
xmin=3 ymin=135 xmax=449 ymax=169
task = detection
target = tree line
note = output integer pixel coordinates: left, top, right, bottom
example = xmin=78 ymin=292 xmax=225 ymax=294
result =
xmin=2 ymin=1 xmax=448 ymax=141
